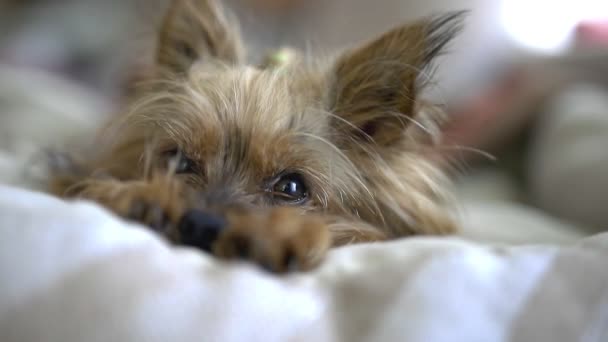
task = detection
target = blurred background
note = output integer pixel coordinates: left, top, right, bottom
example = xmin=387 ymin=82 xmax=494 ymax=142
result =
xmin=1 ymin=0 xmax=607 ymax=239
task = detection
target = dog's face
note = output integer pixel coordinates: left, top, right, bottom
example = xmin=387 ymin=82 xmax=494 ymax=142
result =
xmin=82 ymin=0 xmax=463 ymax=242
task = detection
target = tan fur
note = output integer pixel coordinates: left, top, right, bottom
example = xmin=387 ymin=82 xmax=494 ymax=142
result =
xmin=48 ymin=0 xmax=465 ymax=273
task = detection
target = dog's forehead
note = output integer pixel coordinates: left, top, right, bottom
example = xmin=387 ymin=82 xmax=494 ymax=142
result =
xmin=158 ymin=64 xmax=325 ymax=163
xmin=191 ymin=66 xmax=293 ymax=128
xmin=182 ymin=64 xmax=327 ymax=135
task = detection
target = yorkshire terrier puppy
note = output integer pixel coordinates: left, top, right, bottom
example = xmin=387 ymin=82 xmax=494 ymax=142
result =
xmin=49 ymin=0 xmax=464 ymax=273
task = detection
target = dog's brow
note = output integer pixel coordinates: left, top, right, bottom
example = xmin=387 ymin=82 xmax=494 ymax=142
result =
xmin=221 ymin=125 xmax=249 ymax=171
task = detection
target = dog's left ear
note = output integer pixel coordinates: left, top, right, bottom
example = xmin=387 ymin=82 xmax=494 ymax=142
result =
xmin=329 ymin=12 xmax=465 ymax=147
xmin=156 ymin=0 xmax=245 ymax=74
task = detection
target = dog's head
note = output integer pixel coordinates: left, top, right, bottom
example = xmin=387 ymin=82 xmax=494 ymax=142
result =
xmin=79 ymin=0 xmax=464 ymax=241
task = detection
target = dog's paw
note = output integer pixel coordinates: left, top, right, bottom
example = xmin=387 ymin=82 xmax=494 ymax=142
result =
xmin=214 ymin=207 xmax=331 ymax=273
xmin=108 ymin=178 xmax=186 ymax=235
xmin=124 ymin=196 xmax=177 ymax=233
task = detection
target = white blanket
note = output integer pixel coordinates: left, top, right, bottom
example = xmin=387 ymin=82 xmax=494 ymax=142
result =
xmin=1 ymin=185 xmax=607 ymax=342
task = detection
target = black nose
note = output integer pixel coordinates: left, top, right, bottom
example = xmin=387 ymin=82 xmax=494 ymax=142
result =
xmin=178 ymin=210 xmax=226 ymax=252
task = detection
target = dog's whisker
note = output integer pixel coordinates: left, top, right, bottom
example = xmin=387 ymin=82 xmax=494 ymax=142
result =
xmin=436 ymin=145 xmax=497 ymax=162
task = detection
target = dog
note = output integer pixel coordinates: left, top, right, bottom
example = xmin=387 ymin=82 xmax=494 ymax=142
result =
xmin=48 ymin=0 xmax=465 ymax=273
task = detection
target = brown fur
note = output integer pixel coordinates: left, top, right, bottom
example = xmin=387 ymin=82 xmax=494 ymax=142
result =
xmin=48 ymin=0 xmax=465 ymax=273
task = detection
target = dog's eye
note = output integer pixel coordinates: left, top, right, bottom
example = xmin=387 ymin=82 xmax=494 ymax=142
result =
xmin=272 ymin=173 xmax=308 ymax=203
xmin=166 ymin=149 xmax=196 ymax=174
xmin=176 ymin=155 xmax=196 ymax=174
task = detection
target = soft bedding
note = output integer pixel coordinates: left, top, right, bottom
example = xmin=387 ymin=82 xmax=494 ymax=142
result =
xmin=0 ymin=184 xmax=607 ymax=342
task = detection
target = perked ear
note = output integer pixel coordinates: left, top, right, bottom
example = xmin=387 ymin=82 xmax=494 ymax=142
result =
xmin=329 ymin=12 xmax=466 ymax=146
xmin=156 ymin=0 xmax=245 ymax=73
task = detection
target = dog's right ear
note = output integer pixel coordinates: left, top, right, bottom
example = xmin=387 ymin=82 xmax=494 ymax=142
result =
xmin=156 ymin=0 xmax=245 ymax=74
